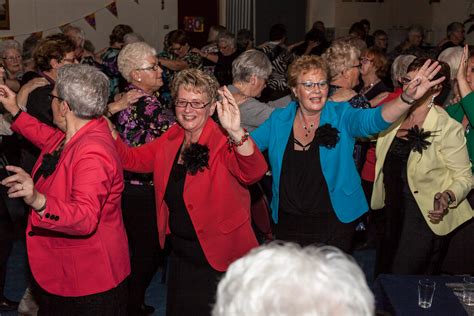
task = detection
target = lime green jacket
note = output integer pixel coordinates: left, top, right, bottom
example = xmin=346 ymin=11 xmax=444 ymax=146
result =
xmin=372 ymin=106 xmax=473 ymax=235
xmin=445 ymin=91 xmax=474 ymax=173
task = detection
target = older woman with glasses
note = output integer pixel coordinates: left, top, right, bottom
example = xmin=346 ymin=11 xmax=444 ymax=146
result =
xmin=106 ymin=41 xmax=174 ymax=316
xmin=0 ymin=40 xmax=24 ymax=92
xmin=0 ymin=64 xmax=130 ymax=315
xmin=112 ymin=68 xmax=267 ymax=316
xmin=251 ymin=55 xmax=445 ymax=252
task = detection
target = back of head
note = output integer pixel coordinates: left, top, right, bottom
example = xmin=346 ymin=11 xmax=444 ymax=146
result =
xmin=349 ymin=22 xmax=366 ymax=39
xmin=438 ymin=46 xmax=463 ymax=79
xmin=33 ymin=34 xmax=75 ymax=72
xmin=22 ymin=35 xmax=40 ymax=60
xmin=123 ymin=32 xmax=145 ymax=46
xmin=208 ymin=25 xmax=226 ymax=43
xmin=236 ymin=29 xmax=254 ymax=51
xmin=269 ymin=23 xmax=287 ymax=42
xmin=447 ymin=22 xmax=463 ymax=37
xmin=168 ymin=29 xmax=189 ymax=46
xmin=213 ymin=242 xmax=374 ymax=316
xmin=391 ymin=54 xmax=416 ymax=88
xmin=56 ymin=64 xmax=109 ymax=119
xmin=109 ymin=24 xmax=134 ymax=46
xmin=232 ymin=49 xmax=271 ymax=83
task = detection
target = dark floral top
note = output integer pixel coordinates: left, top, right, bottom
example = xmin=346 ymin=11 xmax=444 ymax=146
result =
xmin=100 ymin=47 xmax=121 ymax=101
xmin=116 ymin=84 xmax=176 ymax=185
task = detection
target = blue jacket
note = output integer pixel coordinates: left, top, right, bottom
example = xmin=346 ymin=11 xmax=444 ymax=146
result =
xmin=251 ymin=100 xmax=390 ymax=223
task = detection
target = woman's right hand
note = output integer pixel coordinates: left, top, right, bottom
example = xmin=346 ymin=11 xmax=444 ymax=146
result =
xmin=402 ymin=59 xmax=445 ymax=102
xmin=17 ymin=77 xmax=49 ymax=110
xmin=108 ymin=89 xmax=146 ymax=115
xmin=456 ymin=44 xmax=472 ymax=99
xmin=0 ymin=84 xmax=20 ymax=116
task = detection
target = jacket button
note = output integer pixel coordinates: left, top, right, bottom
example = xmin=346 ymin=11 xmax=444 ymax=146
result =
xmin=45 ymin=213 xmax=50 ymax=218
xmin=188 ymin=204 xmax=194 ymax=210
xmin=54 ymin=216 xmax=59 ymax=221
xmin=28 ymin=231 xmax=35 ymax=237
xmin=414 ymin=191 xmax=419 ymax=194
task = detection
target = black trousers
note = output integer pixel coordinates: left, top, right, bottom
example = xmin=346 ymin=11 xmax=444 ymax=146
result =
xmin=121 ymin=183 xmax=161 ymax=314
xmin=0 ymin=186 xmax=13 ymax=300
xmin=35 ymin=279 xmax=128 ymax=316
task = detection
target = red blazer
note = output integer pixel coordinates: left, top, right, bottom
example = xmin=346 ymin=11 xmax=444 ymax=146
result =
xmin=12 ymin=113 xmax=130 ymax=297
xmin=115 ymin=118 xmax=267 ymax=271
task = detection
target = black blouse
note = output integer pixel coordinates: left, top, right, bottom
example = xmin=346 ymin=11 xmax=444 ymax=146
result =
xmin=279 ymin=129 xmax=333 ymax=216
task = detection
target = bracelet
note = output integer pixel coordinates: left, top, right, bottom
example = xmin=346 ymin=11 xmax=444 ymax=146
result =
xmin=34 ymin=198 xmax=47 ymax=212
xmin=11 ymin=109 xmax=22 ymax=122
xmin=106 ymin=109 xmax=113 ymax=117
xmin=227 ymin=129 xmax=250 ymax=149
xmin=444 ymin=191 xmax=454 ymax=205
xmin=400 ymin=92 xmax=416 ymax=105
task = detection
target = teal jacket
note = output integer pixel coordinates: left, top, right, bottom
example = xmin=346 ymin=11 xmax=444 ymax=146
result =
xmin=251 ymin=100 xmax=390 ymax=223
xmin=445 ymin=91 xmax=474 ymax=172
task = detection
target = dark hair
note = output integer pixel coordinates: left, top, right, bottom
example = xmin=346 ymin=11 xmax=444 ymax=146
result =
xmin=349 ymin=22 xmax=366 ymax=39
xmin=361 ymin=47 xmax=387 ymax=77
xmin=109 ymin=24 xmax=133 ymax=46
xmin=236 ymin=29 xmax=254 ymax=51
xmin=407 ymin=57 xmax=450 ymax=105
xmin=372 ymin=29 xmax=387 ymax=38
xmin=305 ymin=28 xmax=325 ymax=43
xmin=168 ymin=29 xmax=189 ymax=46
xmin=22 ymin=34 xmax=40 ymax=60
xmin=33 ymin=34 xmax=75 ymax=71
xmin=269 ymin=24 xmax=287 ymax=41
xmin=446 ymin=22 xmax=463 ymax=36
xmin=360 ymin=19 xmax=370 ymax=28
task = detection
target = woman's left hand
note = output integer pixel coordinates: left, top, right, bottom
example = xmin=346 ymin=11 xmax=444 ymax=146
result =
xmin=217 ymin=86 xmax=242 ymax=135
xmin=1 ymin=165 xmax=45 ymax=210
xmin=428 ymin=192 xmax=450 ymax=223
xmin=403 ymin=59 xmax=445 ymax=101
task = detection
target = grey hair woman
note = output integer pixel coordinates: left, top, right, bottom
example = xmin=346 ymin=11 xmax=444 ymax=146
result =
xmin=0 ymin=64 xmax=130 ymax=314
xmin=110 ymin=41 xmax=174 ymax=315
xmin=229 ymin=49 xmax=290 ymax=131
xmin=0 ymin=39 xmax=24 ymax=91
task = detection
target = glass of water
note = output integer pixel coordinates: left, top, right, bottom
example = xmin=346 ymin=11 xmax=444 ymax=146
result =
xmin=418 ymin=279 xmax=436 ymax=309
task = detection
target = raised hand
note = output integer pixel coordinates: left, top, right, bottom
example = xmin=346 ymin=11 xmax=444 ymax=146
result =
xmin=216 ymin=86 xmax=242 ymax=135
xmin=403 ymin=59 xmax=445 ymax=102
xmin=457 ymin=44 xmax=472 ymax=98
xmin=0 ymin=84 xmax=20 ymax=116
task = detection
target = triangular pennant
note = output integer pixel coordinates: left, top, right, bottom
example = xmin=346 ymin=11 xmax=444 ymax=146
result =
xmin=59 ymin=23 xmax=70 ymax=32
xmin=31 ymin=31 xmax=43 ymax=39
xmin=84 ymin=13 xmax=96 ymax=30
xmin=106 ymin=1 xmax=118 ymax=17
xmin=134 ymin=0 xmax=139 ymax=3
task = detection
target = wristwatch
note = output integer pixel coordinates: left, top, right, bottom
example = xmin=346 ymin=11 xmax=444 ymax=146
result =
xmin=400 ymin=92 xmax=416 ymax=105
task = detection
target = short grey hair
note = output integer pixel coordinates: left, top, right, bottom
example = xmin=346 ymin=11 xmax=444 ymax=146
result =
xmin=323 ymin=39 xmax=361 ymax=79
xmin=123 ymin=32 xmax=145 ymax=45
xmin=438 ymin=46 xmax=463 ymax=79
xmin=117 ymin=42 xmax=156 ymax=82
xmin=213 ymin=242 xmax=374 ymax=316
xmin=56 ymin=64 xmax=109 ymax=119
xmin=0 ymin=40 xmax=21 ymax=57
xmin=391 ymin=54 xmax=416 ymax=88
xmin=62 ymin=25 xmax=85 ymax=47
xmin=232 ymin=49 xmax=271 ymax=83
xmin=217 ymin=31 xmax=236 ymax=49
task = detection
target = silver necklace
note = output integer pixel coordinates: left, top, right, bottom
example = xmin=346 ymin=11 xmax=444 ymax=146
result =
xmin=298 ymin=110 xmax=315 ymax=137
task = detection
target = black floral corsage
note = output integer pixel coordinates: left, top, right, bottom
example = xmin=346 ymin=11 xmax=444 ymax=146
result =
xmin=401 ymin=125 xmax=438 ymax=154
xmin=314 ymin=124 xmax=340 ymax=148
xmin=34 ymin=151 xmax=61 ymax=182
xmin=181 ymin=143 xmax=210 ymax=175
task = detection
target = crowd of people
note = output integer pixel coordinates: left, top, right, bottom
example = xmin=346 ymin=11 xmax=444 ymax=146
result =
xmin=0 ymin=17 xmax=472 ymax=316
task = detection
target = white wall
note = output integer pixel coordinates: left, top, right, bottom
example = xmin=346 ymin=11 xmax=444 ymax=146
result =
xmin=0 ymin=0 xmax=178 ymax=52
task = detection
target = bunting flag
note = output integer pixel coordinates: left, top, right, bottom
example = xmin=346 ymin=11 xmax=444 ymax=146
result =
xmin=59 ymin=23 xmax=70 ymax=32
xmin=84 ymin=13 xmax=96 ymax=30
xmin=106 ymin=1 xmax=118 ymax=17
xmin=134 ymin=0 xmax=139 ymax=3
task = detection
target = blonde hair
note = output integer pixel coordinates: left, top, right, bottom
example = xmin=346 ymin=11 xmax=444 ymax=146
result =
xmin=287 ymin=55 xmax=330 ymax=89
xmin=322 ymin=40 xmax=361 ymax=79
xmin=171 ymin=68 xmax=219 ymax=103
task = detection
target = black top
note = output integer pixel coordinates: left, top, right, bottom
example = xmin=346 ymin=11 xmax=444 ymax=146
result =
xmin=26 ymin=84 xmax=54 ymax=126
xmin=164 ymin=151 xmax=208 ymax=265
xmin=279 ymin=129 xmax=333 ymax=216
xmin=214 ymin=50 xmax=241 ymax=86
xmin=357 ymin=80 xmax=390 ymax=101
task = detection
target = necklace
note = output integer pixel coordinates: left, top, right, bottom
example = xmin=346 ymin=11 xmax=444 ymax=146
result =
xmin=298 ymin=109 xmax=315 ymax=137
xmin=360 ymin=78 xmax=380 ymax=95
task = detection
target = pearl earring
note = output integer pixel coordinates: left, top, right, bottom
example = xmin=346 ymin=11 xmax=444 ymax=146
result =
xmin=428 ymin=95 xmax=435 ymax=108
xmin=137 ymin=78 xmax=141 ymax=82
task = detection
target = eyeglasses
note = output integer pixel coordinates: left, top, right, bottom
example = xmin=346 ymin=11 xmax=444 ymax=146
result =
xmin=400 ymin=76 xmax=412 ymax=85
xmin=2 ymin=55 xmax=21 ymax=62
xmin=48 ymin=93 xmax=64 ymax=102
xmin=360 ymin=57 xmax=373 ymax=64
xmin=350 ymin=63 xmax=362 ymax=70
xmin=175 ymin=99 xmax=211 ymax=109
xmin=297 ymin=80 xmax=329 ymax=91
xmin=136 ymin=64 xmax=161 ymax=72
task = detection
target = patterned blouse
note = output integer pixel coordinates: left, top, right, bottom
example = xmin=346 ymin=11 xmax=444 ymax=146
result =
xmin=116 ymin=84 xmax=175 ymax=184
xmin=100 ymin=47 xmax=122 ymax=101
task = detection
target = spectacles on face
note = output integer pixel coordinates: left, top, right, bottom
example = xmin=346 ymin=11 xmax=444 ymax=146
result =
xmin=136 ymin=64 xmax=161 ymax=72
xmin=175 ymin=99 xmax=211 ymax=109
xmin=48 ymin=93 xmax=64 ymax=102
xmin=350 ymin=63 xmax=362 ymax=70
xmin=62 ymin=58 xmax=76 ymax=64
xmin=2 ymin=55 xmax=21 ymax=62
xmin=297 ymin=80 xmax=329 ymax=91
xmin=400 ymin=76 xmax=412 ymax=85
